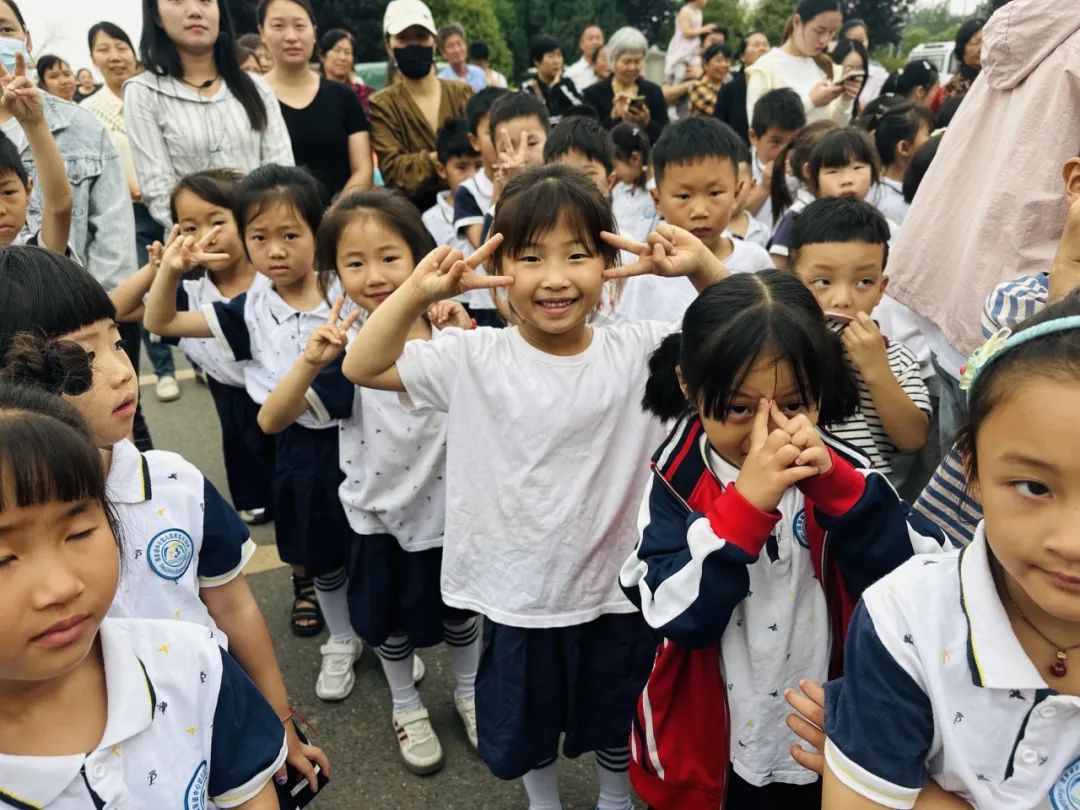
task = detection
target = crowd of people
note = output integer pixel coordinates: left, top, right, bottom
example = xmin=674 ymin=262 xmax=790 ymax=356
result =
xmin=1 ymin=0 xmax=1079 ymax=808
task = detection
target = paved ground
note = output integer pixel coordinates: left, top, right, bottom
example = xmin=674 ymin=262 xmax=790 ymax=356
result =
xmin=138 ymin=358 xmax=641 ymax=809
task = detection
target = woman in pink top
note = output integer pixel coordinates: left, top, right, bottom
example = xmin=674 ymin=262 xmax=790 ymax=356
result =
xmin=884 ymin=0 xmax=1080 ymax=446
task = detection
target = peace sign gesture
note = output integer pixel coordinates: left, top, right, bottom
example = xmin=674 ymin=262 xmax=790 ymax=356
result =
xmin=0 ymin=51 xmax=43 ymax=125
xmin=303 ymin=296 xmax=361 ymax=368
xmin=159 ymin=224 xmax=232 ymax=276
xmin=734 ymin=399 xmax=819 ymax=513
xmin=492 ymin=129 xmax=531 ymax=203
xmin=601 ymin=225 xmax=729 ymax=289
xmin=406 ymin=235 xmax=512 ymax=307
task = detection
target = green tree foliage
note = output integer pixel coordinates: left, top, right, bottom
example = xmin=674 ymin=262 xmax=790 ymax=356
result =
xmin=703 ymin=0 xmax=748 ymax=43
xmin=747 ymin=0 xmax=795 ymax=44
xmin=841 ymin=0 xmax=915 ymax=47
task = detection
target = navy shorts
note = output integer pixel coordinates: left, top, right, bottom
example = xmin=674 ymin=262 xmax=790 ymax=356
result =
xmin=346 ymin=532 xmax=473 ymax=648
xmin=206 ymin=378 xmax=275 ymax=513
xmin=272 ymin=423 xmax=350 ymax=576
xmin=476 ymin=613 xmax=657 ymax=780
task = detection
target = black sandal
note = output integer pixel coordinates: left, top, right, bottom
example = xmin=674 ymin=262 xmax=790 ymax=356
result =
xmin=290 ymin=574 xmax=324 ymax=637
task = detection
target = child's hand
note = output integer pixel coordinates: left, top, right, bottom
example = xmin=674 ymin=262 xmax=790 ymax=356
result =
xmin=279 ymin=721 xmax=330 ymax=794
xmin=0 ymin=52 xmax=43 ymax=126
xmin=303 ymin=296 xmax=360 ymax=368
xmin=735 ymin=399 xmax=819 ymax=513
xmin=492 ymin=130 xmax=530 ymax=201
xmin=160 ymin=224 xmax=231 ymax=276
xmin=427 ymin=300 xmax=473 ymax=330
xmin=147 ymin=240 xmax=164 ymax=274
xmin=601 ymin=224 xmax=711 ymax=279
xmin=406 ymin=235 xmax=511 ymax=306
xmin=841 ymin=312 xmax=889 ymax=381
xmin=785 ymin=679 xmax=826 ymax=775
xmin=769 ymin=402 xmax=832 ymax=477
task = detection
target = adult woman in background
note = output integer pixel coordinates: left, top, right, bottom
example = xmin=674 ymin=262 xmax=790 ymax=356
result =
xmin=82 ymin=20 xmax=181 ymax=404
xmin=944 ymin=17 xmax=985 ymax=99
xmin=126 ymin=0 xmax=293 ymax=230
xmin=583 ymin=26 xmax=668 ymax=145
xmin=319 ymin=28 xmax=373 ymax=115
xmin=715 ymin=30 xmax=769 ymax=141
xmin=35 ymin=54 xmax=77 ymax=101
xmin=746 ymin=0 xmax=860 ymax=126
xmin=259 ymin=0 xmax=372 ymax=204
xmin=829 ymin=37 xmax=868 ymax=121
xmin=74 ymin=67 xmax=100 ymax=101
xmin=369 ymin=0 xmax=472 ymax=211
xmin=838 ymin=18 xmax=889 ymax=107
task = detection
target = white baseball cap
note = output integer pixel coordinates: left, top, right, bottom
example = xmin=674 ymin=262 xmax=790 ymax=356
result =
xmin=383 ymin=0 xmax=438 ymax=37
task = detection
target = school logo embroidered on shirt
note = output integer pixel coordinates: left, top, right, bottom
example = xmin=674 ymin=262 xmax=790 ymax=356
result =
xmin=146 ymin=528 xmax=195 ymax=580
xmin=185 ymin=760 xmax=208 ymax=810
xmin=793 ymin=509 xmax=809 ymax=548
xmin=1050 ymin=756 xmax=1080 ymax=810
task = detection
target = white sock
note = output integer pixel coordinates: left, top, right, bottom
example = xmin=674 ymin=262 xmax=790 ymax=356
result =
xmin=377 ymin=636 xmax=422 ymax=713
xmin=443 ymin=618 xmax=480 ymax=701
xmin=595 ymin=748 xmax=632 ymax=810
xmin=313 ymin=569 xmax=355 ymax=643
xmin=522 ymin=758 xmax=561 ymax=810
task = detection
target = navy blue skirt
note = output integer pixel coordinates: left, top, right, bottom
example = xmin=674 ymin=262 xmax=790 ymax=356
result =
xmin=206 ymin=378 xmax=275 ymax=513
xmin=346 ymin=532 xmax=473 ymax=648
xmin=272 ymin=423 xmax=350 ymax=576
xmin=475 ymin=613 xmax=657 ymax=780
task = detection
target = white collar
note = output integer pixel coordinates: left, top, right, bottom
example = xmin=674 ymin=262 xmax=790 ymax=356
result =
xmin=881 ymin=176 xmax=903 ymax=193
xmin=262 ymin=283 xmax=334 ymax=325
xmin=472 ymin=168 xmax=494 ymax=198
xmin=105 ymin=439 xmax=152 ymax=505
xmin=960 ymin=524 xmax=1047 ymax=691
xmin=436 ymin=189 xmax=455 ymax=221
xmin=0 ymin=620 xmax=156 ymax=807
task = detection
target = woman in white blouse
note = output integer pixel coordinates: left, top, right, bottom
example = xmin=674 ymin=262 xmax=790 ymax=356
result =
xmin=126 ymin=0 xmax=294 ymax=229
xmin=745 ymin=0 xmax=861 ymax=126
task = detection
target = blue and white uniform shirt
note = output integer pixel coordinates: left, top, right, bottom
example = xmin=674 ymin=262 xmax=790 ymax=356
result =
xmin=202 ymin=276 xmax=356 ymax=429
xmin=337 ymin=328 xmax=449 ymax=552
xmin=0 ymin=618 xmax=286 ymax=809
xmin=825 ymin=525 xmax=1080 ymax=810
xmin=106 ymin=439 xmax=255 ymax=646
xmin=172 ymin=275 xmax=249 ymax=388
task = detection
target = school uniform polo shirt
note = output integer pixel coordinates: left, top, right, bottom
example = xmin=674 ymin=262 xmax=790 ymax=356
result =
xmin=106 ymin=439 xmax=255 ymax=646
xmin=824 ymin=526 xmax=1080 ymax=809
xmin=171 ymin=276 xmax=248 ymax=388
xmin=0 ymin=618 xmax=286 ymax=809
xmin=202 ymin=276 xmax=356 ymax=429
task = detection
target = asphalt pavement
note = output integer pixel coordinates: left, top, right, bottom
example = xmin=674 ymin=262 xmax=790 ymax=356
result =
xmin=138 ymin=358 xmax=642 ymax=810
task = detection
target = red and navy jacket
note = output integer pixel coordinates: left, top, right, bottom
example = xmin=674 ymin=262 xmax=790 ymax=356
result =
xmin=618 ymin=414 xmax=950 ymax=810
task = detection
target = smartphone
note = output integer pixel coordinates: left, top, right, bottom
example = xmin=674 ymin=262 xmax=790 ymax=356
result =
xmin=275 ymin=725 xmax=330 ymax=809
xmin=837 ymin=70 xmax=866 ymax=85
xmin=629 ymin=95 xmax=647 ymax=110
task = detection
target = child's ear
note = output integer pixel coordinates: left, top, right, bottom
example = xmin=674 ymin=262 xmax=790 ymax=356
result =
xmin=896 ymin=139 xmax=913 ymax=161
xmin=733 ymin=177 xmax=747 ymax=200
xmin=650 ymin=185 xmax=661 ymax=207
xmin=879 ymin=274 xmax=890 ymax=295
xmin=467 ymin=132 xmax=481 ymax=152
xmin=434 ymin=161 xmax=448 ymax=181
xmin=1063 ymin=157 xmax=1080 ymax=204
xmin=675 ymin=364 xmax=689 ymax=400
xmin=606 ymin=172 xmax=618 ymax=195
xmin=748 ymin=129 xmax=759 ymax=148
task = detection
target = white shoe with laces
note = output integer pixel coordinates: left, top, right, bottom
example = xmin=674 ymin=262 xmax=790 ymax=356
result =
xmin=454 ymin=695 xmax=478 ymax=750
xmin=315 ymin=637 xmax=363 ymax=701
xmin=155 ymin=374 xmax=181 ymax=402
xmin=392 ymin=706 xmax=444 ymax=774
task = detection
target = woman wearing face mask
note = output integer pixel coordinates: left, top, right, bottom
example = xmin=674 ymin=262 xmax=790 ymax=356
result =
xmin=746 ymin=0 xmax=860 ymax=126
xmin=125 ymin=0 xmax=294 ymax=231
xmin=259 ymin=0 xmax=372 ymax=204
xmin=368 ymin=0 xmax=472 ymax=212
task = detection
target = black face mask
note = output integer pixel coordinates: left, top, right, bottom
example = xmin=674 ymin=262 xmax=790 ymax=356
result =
xmin=393 ymin=45 xmax=434 ymax=80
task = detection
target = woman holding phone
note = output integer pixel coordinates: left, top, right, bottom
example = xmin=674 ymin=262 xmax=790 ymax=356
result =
xmin=583 ymin=26 xmax=668 ymax=144
xmin=745 ymin=0 xmax=860 ymax=126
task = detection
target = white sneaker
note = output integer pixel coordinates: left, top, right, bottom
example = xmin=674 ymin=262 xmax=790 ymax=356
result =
xmin=454 ymin=695 xmax=478 ymax=750
xmin=412 ymin=653 xmax=425 ymax=684
xmin=239 ymin=507 xmax=270 ymax=525
xmin=155 ymin=375 xmax=181 ymax=402
xmin=392 ymin=706 xmax=444 ymax=774
xmin=316 ymin=637 xmax=362 ymax=701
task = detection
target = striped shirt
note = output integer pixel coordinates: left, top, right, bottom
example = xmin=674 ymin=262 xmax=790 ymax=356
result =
xmin=980 ymin=272 xmax=1049 ymax=340
xmin=123 ymin=72 xmax=294 ymax=228
xmin=830 ymin=340 xmax=932 ymax=476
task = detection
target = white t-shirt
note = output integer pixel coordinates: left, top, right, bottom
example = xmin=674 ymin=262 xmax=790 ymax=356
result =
xmin=618 ymin=239 xmax=773 ymax=322
xmin=705 ymin=446 xmax=829 ymax=788
xmin=869 ymin=177 xmax=910 ymax=227
xmin=396 ymin=322 xmax=672 ymax=627
xmin=173 ymin=274 xmax=248 ymax=388
xmin=612 ymin=181 xmax=660 ymax=244
xmin=338 ymin=331 xmax=449 ymax=551
xmin=422 ymin=189 xmax=459 ymax=249
xmin=727 ymin=212 xmax=771 ymax=249
xmin=0 ymin=115 xmax=27 ymax=154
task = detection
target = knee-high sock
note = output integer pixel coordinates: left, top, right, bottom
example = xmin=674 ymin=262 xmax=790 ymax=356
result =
xmin=522 ymin=756 xmax=561 ymax=810
xmin=377 ymin=635 xmax=422 ymax=713
xmin=443 ymin=617 xmax=480 ymax=701
xmin=595 ymin=747 xmax=632 ymax=810
xmin=313 ymin=568 xmax=354 ymax=643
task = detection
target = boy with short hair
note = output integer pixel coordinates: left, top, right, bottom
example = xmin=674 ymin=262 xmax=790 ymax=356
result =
xmin=542 ymin=115 xmax=615 ymax=198
xmin=423 ymin=118 xmax=483 ymax=250
xmin=626 ymin=117 xmax=770 ymax=321
xmin=789 ymin=196 xmax=931 ymax=476
xmin=745 ymin=87 xmax=806 ymax=231
xmin=0 ymin=66 xmax=71 ymax=254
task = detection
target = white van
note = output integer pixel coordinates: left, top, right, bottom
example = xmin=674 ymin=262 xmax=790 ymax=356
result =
xmin=908 ymin=42 xmax=958 ymax=78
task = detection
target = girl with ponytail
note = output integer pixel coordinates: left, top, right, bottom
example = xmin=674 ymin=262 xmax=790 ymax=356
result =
xmin=619 ymin=269 xmax=951 ymax=809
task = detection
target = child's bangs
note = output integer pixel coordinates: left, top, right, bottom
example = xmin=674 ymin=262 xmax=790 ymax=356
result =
xmin=0 ymin=414 xmax=106 ymax=512
xmin=817 ymin=130 xmax=877 ymax=169
xmin=492 ymin=174 xmax=618 ymax=272
xmin=0 ymin=247 xmax=114 ymax=352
